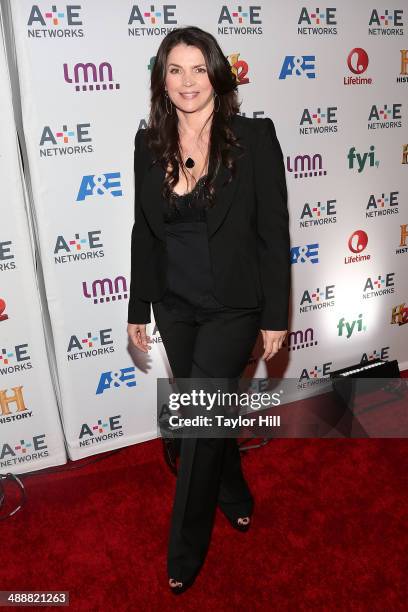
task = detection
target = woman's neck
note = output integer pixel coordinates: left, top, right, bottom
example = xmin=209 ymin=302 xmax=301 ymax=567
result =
xmin=176 ymin=107 xmax=213 ymax=139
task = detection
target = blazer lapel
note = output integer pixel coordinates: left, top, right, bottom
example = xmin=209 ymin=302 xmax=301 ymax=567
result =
xmin=140 ymin=143 xmax=240 ymax=241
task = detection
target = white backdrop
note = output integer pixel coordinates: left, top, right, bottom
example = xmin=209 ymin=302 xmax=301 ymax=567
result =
xmin=0 ymin=12 xmax=66 ymax=474
xmin=2 ymin=0 xmax=407 ymax=461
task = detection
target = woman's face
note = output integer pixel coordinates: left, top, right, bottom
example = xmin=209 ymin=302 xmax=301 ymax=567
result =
xmin=164 ymin=43 xmax=214 ymax=114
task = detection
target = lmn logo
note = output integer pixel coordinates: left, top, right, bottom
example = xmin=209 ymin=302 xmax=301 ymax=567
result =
xmin=63 ymin=61 xmax=120 ymax=92
xmin=82 ymin=276 xmax=128 ymax=304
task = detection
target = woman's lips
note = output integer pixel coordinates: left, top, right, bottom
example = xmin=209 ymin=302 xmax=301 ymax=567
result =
xmin=179 ymin=92 xmax=199 ymax=99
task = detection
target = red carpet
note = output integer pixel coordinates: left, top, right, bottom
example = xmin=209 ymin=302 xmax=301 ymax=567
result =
xmin=1 ymin=435 xmax=407 ymax=610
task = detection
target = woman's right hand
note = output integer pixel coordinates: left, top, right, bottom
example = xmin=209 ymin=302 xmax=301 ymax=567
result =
xmin=127 ymin=323 xmax=152 ymax=353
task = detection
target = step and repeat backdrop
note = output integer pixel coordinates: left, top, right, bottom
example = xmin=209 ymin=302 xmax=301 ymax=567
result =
xmin=1 ymin=1 xmax=407 ymax=465
xmin=0 ymin=15 xmax=67 ymax=473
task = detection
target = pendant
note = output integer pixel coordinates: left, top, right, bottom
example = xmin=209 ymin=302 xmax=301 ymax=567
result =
xmin=185 ymin=157 xmax=195 ymax=168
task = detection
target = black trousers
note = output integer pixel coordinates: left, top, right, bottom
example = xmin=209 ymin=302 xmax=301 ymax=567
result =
xmin=152 ymin=297 xmax=262 ymax=581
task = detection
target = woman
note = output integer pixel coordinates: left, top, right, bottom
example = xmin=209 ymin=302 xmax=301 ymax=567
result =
xmin=127 ymin=26 xmax=290 ymax=594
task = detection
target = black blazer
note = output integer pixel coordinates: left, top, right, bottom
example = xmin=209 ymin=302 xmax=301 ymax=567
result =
xmin=128 ymin=114 xmax=291 ymax=330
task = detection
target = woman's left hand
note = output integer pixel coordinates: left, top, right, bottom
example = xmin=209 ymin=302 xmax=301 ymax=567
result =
xmin=260 ymin=329 xmax=287 ymax=361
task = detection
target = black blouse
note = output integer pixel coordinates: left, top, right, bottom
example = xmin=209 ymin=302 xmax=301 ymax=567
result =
xmin=162 ymin=174 xmax=224 ymax=312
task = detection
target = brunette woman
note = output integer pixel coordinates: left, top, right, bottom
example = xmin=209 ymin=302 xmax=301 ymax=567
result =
xmin=127 ymin=26 xmax=290 ymax=594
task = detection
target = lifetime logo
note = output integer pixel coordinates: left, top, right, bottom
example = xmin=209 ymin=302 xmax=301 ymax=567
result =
xmin=344 ymin=48 xmax=373 ymax=85
xmin=63 ymin=61 xmax=120 ymax=92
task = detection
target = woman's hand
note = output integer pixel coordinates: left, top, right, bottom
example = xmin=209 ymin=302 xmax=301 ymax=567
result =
xmin=260 ymin=329 xmax=287 ymax=361
xmin=127 ymin=323 xmax=152 ymax=353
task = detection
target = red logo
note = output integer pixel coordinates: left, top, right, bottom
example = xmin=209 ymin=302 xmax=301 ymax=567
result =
xmin=347 ymin=48 xmax=369 ymax=75
xmin=348 ymin=230 xmax=368 ymax=253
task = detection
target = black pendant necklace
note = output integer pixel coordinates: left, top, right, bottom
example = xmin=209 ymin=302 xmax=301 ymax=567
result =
xmin=185 ymin=157 xmax=195 ymax=168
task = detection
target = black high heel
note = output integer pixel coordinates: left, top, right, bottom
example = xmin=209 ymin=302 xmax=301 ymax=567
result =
xmin=168 ymin=573 xmax=197 ymax=595
xmin=224 ymin=514 xmax=252 ymax=532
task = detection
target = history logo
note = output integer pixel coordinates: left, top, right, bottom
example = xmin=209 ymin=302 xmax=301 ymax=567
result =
xmin=396 ymin=224 xmax=408 ymax=255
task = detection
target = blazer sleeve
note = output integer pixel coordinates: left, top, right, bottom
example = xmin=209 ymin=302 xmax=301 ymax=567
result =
xmin=127 ymin=129 xmax=152 ymax=324
xmin=254 ymin=118 xmax=291 ymax=330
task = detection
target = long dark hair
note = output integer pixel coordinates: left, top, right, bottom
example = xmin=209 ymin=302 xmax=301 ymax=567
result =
xmin=146 ymin=26 xmax=244 ymax=207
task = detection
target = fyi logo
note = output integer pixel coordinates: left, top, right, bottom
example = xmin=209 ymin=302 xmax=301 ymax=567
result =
xmin=337 ymin=314 xmax=367 ymax=338
xmin=347 ymin=146 xmax=379 ymax=172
